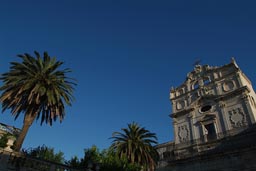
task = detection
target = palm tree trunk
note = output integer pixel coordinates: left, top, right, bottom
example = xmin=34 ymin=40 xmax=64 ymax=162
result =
xmin=14 ymin=114 xmax=37 ymax=151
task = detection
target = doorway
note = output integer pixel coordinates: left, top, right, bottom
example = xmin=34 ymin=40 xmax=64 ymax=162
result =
xmin=205 ymin=123 xmax=217 ymax=141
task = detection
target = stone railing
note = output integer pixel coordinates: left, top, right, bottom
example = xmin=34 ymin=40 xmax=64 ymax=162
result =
xmin=0 ymin=149 xmax=99 ymax=171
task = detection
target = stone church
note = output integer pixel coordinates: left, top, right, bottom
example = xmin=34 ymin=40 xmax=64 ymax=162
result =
xmin=156 ymin=58 xmax=256 ymax=171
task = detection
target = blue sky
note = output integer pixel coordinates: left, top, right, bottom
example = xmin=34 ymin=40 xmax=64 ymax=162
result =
xmin=0 ymin=0 xmax=256 ymax=160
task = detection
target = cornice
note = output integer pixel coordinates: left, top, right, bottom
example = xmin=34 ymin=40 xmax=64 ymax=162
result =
xmin=216 ymin=86 xmax=249 ymax=101
xmin=170 ymin=108 xmax=194 ymax=118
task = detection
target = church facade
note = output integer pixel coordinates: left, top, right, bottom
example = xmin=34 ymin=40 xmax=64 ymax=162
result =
xmin=156 ymin=59 xmax=256 ymax=171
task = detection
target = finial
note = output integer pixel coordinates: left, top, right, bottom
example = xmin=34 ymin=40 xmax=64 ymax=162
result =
xmin=231 ymin=57 xmax=238 ymax=68
xmin=231 ymin=57 xmax=236 ymax=63
xmin=193 ymin=59 xmax=202 ymax=67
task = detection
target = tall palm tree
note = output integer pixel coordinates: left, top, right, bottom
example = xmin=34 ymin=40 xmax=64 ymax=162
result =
xmin=110 ymin=122 xmax=159 ymax=171
xmin=0 ymin=51 xmax=76 ymax=151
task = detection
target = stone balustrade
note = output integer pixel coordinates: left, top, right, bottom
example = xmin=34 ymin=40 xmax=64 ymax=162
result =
xmin=0 ymin=149 xmax=99 ymax=171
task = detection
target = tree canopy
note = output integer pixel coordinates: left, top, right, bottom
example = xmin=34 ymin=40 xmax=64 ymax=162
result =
xmin=110 ymin=122 xmax=159 ymax=170
xmin=23 ymin=145 xmax=65 ymax=164
xmin=0 ymin=51 xmax=76 ymax=151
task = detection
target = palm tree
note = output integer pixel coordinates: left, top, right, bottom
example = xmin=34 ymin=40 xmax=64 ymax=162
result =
xmin=110 ymin=122 xmax=159 ymax=171
xmin=0 ymin=51 xmax=76 ymax=151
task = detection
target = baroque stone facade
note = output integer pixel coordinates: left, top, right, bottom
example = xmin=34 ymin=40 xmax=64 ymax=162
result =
xmin=156 ymin=58 xmax=256 ymax=171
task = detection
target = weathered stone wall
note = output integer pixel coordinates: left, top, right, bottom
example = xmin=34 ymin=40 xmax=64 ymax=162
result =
xmin=156 ymin=124 xmax=256 ymax=171
xmin=156 ymin=146 xmax=256 ymax=171
xmin=0 ymin=149 xmax=81 ymax=171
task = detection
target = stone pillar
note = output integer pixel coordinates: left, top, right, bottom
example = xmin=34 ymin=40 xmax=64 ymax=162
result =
xmin=187 ymin=113 xmax=195 ymax=143
xmin=214 ymin=83 xmax=221 ymax=96
xmin=218 ymin=101 xmax=229 ymax=135
xmin=200 ymin=123 xmax=208 ymax=143
xmin=242 ymin=93 xmax=256 ymax=124
xmin=172 ymin=119 xmax=179 ymax=144
xmin=236 ymin=72 xmax=244 ymax=87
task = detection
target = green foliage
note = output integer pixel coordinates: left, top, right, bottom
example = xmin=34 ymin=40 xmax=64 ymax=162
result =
xmin=67 ymin=145 xmax=102 ymax=169
xmin=66 ymin=146 xmax=140 ymax=171
xmin=23 ymin=145 xmax=65 ymax=164
xmin=82 ymin=145 xmax=101 ymax=165
xmin=100 ymin=149 xmax=141 ymax=171
xmin=66 ymin=156 xmax=81 ymax=168
xmin=110 ymin=122 xmax=159 ymax=170
xmin=0 ymin=51 xmax=76 ymax=151
xmin=0 ymin=133 xmax=9 ymax=148
xmin=67 ymin=122 xmax=160 ymax=171
xmin=0 ymin=51 xmax=76 ymax=125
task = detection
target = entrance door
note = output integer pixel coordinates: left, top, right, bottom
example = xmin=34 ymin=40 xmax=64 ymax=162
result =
xmin=205 ymin=123 xmax=217 ymax=141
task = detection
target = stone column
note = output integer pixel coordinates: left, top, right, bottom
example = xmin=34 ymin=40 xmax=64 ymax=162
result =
xmin=242 ymin=93 xmax=256 ymax=124
xmin=187 ymin=112 xmax=195 ymax=143
xmin=200 ymin=123 xmax=208 ymax=143
xmin=172 ymin=119 xmax=179 ymax=145
xmin=218 ymin=101 xmax=229 ymax=136
xmin=236 ymin=72 xmax=244 ymax=87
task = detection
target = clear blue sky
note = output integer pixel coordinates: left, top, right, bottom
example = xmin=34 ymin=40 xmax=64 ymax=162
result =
xmin=0 ymin=0 xmax=256 ymax=160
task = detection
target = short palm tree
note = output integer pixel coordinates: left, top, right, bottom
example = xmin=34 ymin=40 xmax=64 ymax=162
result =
xmin=110 ymin=122 xmax=159 ymax=171
xmin=0 ymin=51 xmax=76 ymax=151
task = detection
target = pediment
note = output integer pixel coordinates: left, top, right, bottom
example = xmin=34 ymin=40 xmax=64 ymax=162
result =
xmin=190 ymin=95 xmax=217 ymax=108
xmin=200 ymin=113 xmax=216 ymax=123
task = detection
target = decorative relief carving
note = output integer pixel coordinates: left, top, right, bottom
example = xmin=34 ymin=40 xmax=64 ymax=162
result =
xmin=228 ymin=108 xmax=246 ymax=128
xmin=186 ymin=65 xmax=216 ymax=82
xmin=194 ymin=65 xmax=203 ymax=77
xmin=178 ymin=125 xmax=189 ymax=142
xmin=242 ymin=93 xmax=250 ymax=105
xmin=176 ymin=90 xmax=181 ymax=96
xmin=201 ymin=86 xmax=214 ymax=96
xmin=242 ymin=93 xmax=249 ymax=99
xmin=218 ymin=101 xmax=226 ymax=108
xmin=222 ymin=81 xmax=235 ymax=92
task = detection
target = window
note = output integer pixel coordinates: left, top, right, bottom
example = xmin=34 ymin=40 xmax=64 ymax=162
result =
xmin=201 ymin=105 xmax=212 ymax=112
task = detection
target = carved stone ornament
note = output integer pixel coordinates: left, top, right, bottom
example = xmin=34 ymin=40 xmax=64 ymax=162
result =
xmin=228 ymin=108 xmax=246 ymax=128
xmin=218 ymin=101 xmax=226 ymax=108
xmin=178 ymin=125 xmax=189 ymax=142
xmin=242 ymin=93 xmax=250 ymax=99
xmin=223 ymin=81 xmax=235 ymax=92
xmin=194 ymin=65 xmax=202 ymax=75
xmin=176 ymin=100 xmax=185 ymax=110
